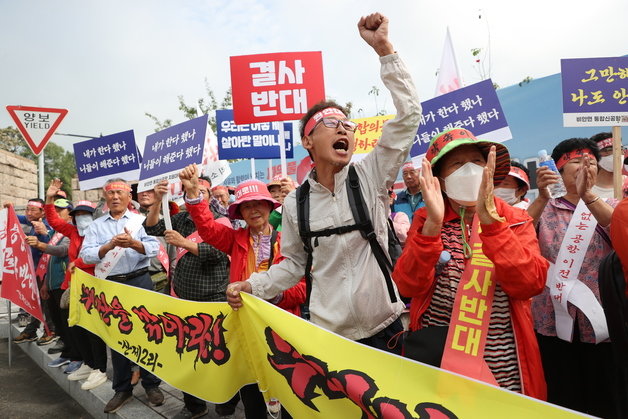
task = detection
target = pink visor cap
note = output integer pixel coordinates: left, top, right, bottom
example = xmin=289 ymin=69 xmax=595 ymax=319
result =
xmin=227 ymin=180 xmax=281 ymax=220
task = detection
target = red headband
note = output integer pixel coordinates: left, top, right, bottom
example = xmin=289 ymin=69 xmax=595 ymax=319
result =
xmin=104 ymin=182 xmax=132 ymax=192
xmin=27 ymin=201 xmax=43 ymax=209
xmin=304 ymin=107 xmax=347 ymax=136
xmin=596 ymin=138 xmax=613 ymax=149
xmin=556 ymin=148 xmax=592 ymax=170
xmin=198 ymin=179 xmax=211 ymax=190
xmin=508 ymin=166 xmax=530 ymax=188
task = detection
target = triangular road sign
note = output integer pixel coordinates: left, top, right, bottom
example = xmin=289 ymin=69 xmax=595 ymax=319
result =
xmin=5 ymin=105 xmax=68 ymax=155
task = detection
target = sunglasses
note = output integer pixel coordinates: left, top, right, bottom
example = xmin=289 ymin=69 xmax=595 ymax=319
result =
xmin=310 ymin=117 xmax=358 ymax=135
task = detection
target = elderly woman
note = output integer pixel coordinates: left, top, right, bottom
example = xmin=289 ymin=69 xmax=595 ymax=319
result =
xmin=494 ymin=161 xmax=531 ymax=209
xmin=180 ymin=164 xmax=303 ymax=419
xmin=392 ymin=129 xmax=547 ymax=400
xmin=527 ymin=138 xmax=620 ymax=418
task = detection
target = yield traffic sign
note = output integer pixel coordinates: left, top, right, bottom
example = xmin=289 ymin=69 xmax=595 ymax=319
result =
xmin=5 ymin=105 xmax=68 ymax=155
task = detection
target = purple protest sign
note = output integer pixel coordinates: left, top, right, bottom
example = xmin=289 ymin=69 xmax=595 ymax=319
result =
xmin=73 ymin=130 xmax=140 ymax=190
xmin=561 ymin=57 xmax=628 ymax=127
xmin=411 ymin=79 xmax=511 ymax=158
xmin=137 ymin=114 xmax=207 ymax=192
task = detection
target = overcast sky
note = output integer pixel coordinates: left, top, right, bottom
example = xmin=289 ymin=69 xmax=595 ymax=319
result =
xmin=2 ymin=0 xmax=626 ymax=154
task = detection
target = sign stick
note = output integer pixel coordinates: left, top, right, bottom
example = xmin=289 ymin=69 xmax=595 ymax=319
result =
xmin=161 ymin=194 xmax=172 ymax=231
xmin=613 ymin=126 xmax=623 ymax=199
xmin=250 ymin=158 xmax=256 ymax=180
xmin=277 ymin=122 xmax=288 ymax=178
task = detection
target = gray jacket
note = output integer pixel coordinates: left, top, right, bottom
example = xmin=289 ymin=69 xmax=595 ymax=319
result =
xmin=248 ymin=53 xmax=422 ymax=340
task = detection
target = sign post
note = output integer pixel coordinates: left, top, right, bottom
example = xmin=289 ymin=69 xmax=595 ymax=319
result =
xmin=5 ymin=105 xmax=68 ymax=198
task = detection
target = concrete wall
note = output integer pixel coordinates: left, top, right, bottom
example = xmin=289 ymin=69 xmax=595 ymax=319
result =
xmin=0 ymin=148 xmax=38 ymax=209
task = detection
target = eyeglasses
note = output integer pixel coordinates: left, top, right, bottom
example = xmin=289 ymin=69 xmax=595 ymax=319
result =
xmin=311 ymin=117 xmax=358 ymax=134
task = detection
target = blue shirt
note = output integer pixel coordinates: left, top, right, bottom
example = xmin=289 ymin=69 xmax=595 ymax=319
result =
xmin=79 ymin=210 xmax=159 ymax=276
xmin=18 ymin=214 xmax=50 ymax=266
xmin=393 ymin=189 xmax=425 ymax=222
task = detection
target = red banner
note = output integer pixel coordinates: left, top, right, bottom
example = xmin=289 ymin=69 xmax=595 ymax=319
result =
xmin=0 ymin=206 xmax=44 ymax=321
xmin=230 ymin=51 xmax=325 ymax=124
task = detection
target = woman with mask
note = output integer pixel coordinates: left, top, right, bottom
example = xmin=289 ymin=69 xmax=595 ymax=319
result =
xmin=494 ymin=161 xmax=531 ymax=209
xmin=44 ymin=179 xmax=109 ymax=391
xmin=392 ymin=129 xmax=548 ymax=400
xmin=181 ymin=164 xmax=305 ymax=419
xmin=590 ymin=132 xmax=628 ymax=199
xmin=527 ymin=138 xmax=620 ymax=418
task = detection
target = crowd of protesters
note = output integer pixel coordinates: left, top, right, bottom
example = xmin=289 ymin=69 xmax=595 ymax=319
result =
xmin=4 ymin=11 xmax=628 ymax=419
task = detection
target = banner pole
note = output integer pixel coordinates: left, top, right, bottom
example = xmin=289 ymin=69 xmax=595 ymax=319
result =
xmin=612 ymin=126 xmax=623 ymax=200
xmin=38 ymin=151 xmax=45 ymax=200
xmin=251 ymin=158 xmax=256 ymax=180
xmin=7 ymin=300 xmax=12 ymax=368
xmin=278 ymin=123 xmax=288 ymax=178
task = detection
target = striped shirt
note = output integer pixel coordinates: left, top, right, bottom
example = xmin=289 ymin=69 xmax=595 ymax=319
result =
xmin=421 ymin=219 xmax=522 ymax=392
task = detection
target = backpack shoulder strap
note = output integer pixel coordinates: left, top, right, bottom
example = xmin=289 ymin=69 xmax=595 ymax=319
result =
xmin=268 ymin=228 xmax=279 ymax=266
xmin=346 ymin=165 xmax=397 ymax=303
xmin=296 ymin=181 xmax=314 ymax=319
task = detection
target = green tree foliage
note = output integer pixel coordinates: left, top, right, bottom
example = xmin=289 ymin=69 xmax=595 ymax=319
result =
xmin=145 ymin=79 xmax=232 ymax=132
xmin=0 ymin=126 xmax=76 ymax=197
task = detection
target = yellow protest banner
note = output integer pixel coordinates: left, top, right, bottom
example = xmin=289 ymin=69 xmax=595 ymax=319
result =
xmin=352 ymin=115 xmax=395 ymax=154
xmin=69 ymin=269 xmax=584 ymax=418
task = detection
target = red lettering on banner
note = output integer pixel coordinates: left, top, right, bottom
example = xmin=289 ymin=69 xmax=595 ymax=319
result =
xmin=0 ymin=206 xmax=44 ymax=321
xmin=133 ymin=305 xmax=164 ymax=343
xmin=264 ymin=327 xmax=457 ymax=418
xmin=161 ymin=312 xmax=188 ymax=356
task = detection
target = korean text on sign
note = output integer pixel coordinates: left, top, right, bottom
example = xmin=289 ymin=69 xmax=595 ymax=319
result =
xmin=230 ymin=51 xmax=325 ymax=124
xmin=73 ymin=130 xmax=141 ymax=191
xmin=411 ymin=79 xmax=511 ymax=158
xmin=561 ymin=56 xmax=628 ymax=127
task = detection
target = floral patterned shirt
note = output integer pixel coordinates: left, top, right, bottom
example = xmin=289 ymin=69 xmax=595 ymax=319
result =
xmin=532 ymin=198 xmax=616 ymax=343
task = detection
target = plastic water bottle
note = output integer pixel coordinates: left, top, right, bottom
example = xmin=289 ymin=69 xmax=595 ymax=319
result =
xmin=435 ymin=250 xmax=451 ymax=275
xmin=538 ymin=149 xmax=567 ymax=198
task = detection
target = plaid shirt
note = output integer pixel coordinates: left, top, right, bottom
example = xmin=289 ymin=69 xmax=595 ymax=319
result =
xmin=144 ymin=209 xmax=229 ymax=302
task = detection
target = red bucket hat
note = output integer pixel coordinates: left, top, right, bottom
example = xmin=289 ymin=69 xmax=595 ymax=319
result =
xmin=228 ymin=180 xmax=280 ymax=220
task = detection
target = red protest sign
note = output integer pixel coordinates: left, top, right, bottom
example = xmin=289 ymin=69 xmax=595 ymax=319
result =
xmin=230 ymin=51 xmax=325 ymax=124
xmin=6 ymin=105 xmax=68 ymax=155
xmin=0 ymin=206 xmax=44 ymax=321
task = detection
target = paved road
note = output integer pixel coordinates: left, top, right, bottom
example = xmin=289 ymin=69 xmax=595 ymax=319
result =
xmin=0 ymin=338 xmax=93 ymax=419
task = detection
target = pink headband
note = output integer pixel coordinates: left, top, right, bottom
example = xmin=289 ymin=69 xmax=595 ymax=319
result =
xmin=596 ymin=138 xmax=613 ymax=149
xmin=304 ymin=107 xmax=347 ymax=136
xmin=104 ymin=182 xmax=132 ymax=192
xmin=508 ymin=166 xmax=530 ymax=188
xmin=402 ymin=162 xmax=416 ymax=172
xmin=27 ymin=201 xmax=43 ymax=209
xmin=75 ymin=200 xmax=96 ymax=209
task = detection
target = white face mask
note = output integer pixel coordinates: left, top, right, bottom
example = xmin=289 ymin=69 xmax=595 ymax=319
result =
xmin=598 ymin=155 xmax=614 ymax=172
xmin=75 ymin=214 xmax=93 ymax=236
xmin=443 ymin=162 xmax=485 ymax=206
xmin=493 ymin=187 xmax=518 ymax=205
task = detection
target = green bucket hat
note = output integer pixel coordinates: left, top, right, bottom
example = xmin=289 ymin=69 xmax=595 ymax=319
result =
xmin=425 ymin=128 xmax=511 ymax=185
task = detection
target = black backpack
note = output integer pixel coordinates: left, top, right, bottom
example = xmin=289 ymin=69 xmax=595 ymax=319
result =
xmin=296 ymin=165 xmax=400 ymax=320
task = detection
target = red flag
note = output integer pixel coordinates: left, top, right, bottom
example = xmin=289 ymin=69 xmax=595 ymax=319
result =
xmin=0 ymin=205 xmax=44 ymax=321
